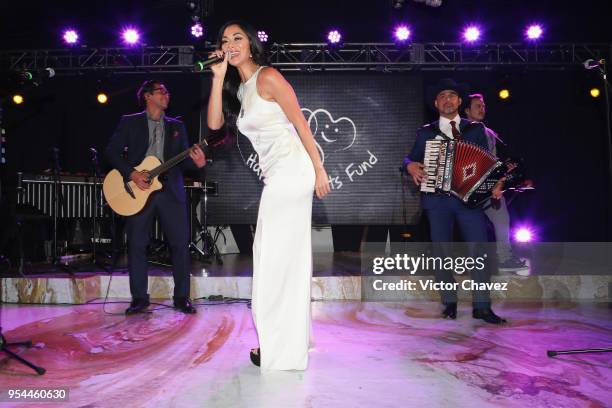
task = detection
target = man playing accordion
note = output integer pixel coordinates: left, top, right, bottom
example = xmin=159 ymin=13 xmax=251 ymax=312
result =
xmin=404 ymin=78 xmax=506 ymax=324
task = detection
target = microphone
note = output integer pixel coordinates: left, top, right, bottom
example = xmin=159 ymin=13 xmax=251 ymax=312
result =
xmin=194 ymin=52 xmax=237 ymax=71
xmin=583 ymin=59 xmax=605 ymax=70
xmin=89 ymin=147 xmax=98 ymax=155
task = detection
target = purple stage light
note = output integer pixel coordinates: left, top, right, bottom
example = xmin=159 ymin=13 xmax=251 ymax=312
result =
xmin=257 ymin=31 xmax=269 ymax=43
xmin=122 ymin=28 xmax=140 ymax=45
xmin=327 ymin=30 xmax=342 ymax=44
xmin=62 ymin=29 xmax=79 ymax=45
xmin=514 ymin=227 xmax=534 ymax=243
xmin=463 ymin=25 xmax=481 ymax=43
xmin=191 ymin=22 xmax=204 ymax=38
xmin=394 ymin=25 xmax=411 ymax=42
xmin=526 ymin=24 xmax=543 ymax=40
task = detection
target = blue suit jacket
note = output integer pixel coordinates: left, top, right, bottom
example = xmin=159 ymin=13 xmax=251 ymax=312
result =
xmin=104 ymin=111 xmax=197 ymax=203
xmin=403 ymin=118 xmax=489 ymax=210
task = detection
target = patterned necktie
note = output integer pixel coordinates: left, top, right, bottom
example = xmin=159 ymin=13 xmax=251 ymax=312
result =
xmin=449 ymin=120 xmax=461 ymax=140
xmin=154 ymin=122 xmax=164 ymax=161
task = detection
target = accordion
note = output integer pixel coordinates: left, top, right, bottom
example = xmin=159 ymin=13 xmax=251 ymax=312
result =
xmin=421 ymin=139 xmax=503 ymax=206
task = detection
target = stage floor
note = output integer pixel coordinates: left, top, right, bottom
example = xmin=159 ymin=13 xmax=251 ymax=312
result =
xmin=1 ymin=300 xmax=611 ymax=407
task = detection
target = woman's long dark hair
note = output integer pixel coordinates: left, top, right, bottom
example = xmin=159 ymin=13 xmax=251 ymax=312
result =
xmin=216 ymin=20 xmax=269 ymax=133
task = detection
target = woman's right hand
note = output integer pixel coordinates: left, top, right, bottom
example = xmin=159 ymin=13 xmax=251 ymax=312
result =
xmin=210 ymin=50 xmax=230 ymax=79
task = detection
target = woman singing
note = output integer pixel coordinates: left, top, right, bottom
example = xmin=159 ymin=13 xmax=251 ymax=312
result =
xmin=207 ymin=21 xmax=330 ymax=370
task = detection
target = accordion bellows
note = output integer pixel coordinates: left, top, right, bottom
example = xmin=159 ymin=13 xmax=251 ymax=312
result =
xmin=422 ymin=139 xmax=501 ymax=202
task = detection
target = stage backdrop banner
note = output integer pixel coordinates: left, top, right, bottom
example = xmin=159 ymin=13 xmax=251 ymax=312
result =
xmin=203 ymin=72 xmax=423 ymax=225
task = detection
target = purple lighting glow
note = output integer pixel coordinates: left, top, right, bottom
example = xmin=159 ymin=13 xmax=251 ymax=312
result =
xmin=463 ymin=26 xmax=481 ymax=42
xmin=526 ymin=24 xmax=543 ymax=40
xmin=514 ymin=227 xmax=535 ymax=243
xmin=257 ymin=31 xmax=269 ymax=43
xmin=191 ymin=22 xmax=203 ymax=38
xmin=122 ymin=28 xmax=140 ymax=45
xmin=327 ymin=30 xmax=342 ymax=44
xmin=62 ymin=29 xmax=79 ymax=45
xmin=394 ymin=25 xmax=411 ymax=42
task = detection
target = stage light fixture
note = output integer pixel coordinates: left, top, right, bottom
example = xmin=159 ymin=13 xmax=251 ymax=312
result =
xmin=412 ymin=0 xmax=443 ymax=6
xmin=392 ymin=0 xmax=405 ymax=9
xmin=327 ymin=30 xmax=342 ymax=45
xmin=525 ymin=24 xmax=543 ymax=41
xmin=191 ymin=22 xmax=204 ymax=38
xmin=62 ymin=29 xmax=79 ymax=45
xmin=514 ymin=227 xmax=534 ymax=243
xmin=499 ymin=89 xmax=510 ymax=100
xmin=122 ymin=28 xmax=140 ymax=46
xmin=257 ymin=31 xmax=269 ymax=43
xmin=186 ymin=0 xmax=198 ymax=11
xmin=394 ymin=25 xmax=411 ymax=42
xmin=12 ymin=94 xmax=24 ymax=105
xmin=18 ymin=71 xmax=33 ymax=82
xmin=590 ymin=88 xmax=601 ymax=98
xmin=97 ymin=93 xmax=108 ymax=104
xmin=463 ymin=25 xmax=481 ymax=43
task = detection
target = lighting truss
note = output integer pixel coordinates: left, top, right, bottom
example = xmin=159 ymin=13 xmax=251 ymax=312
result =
xmin=0 ymin=43 xmax=610 ymax=75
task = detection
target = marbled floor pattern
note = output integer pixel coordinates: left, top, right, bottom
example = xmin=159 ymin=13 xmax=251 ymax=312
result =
xmin=0 ymin=300 xmax=611 ymax=408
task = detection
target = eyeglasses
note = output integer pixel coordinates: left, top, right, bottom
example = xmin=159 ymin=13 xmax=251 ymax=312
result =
xmin=151 ymin=88 xmax=170 ymax=96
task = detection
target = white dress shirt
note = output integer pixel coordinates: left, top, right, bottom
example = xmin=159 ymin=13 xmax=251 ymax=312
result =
xmin=437 ymin=115 xmax=462 ymax=140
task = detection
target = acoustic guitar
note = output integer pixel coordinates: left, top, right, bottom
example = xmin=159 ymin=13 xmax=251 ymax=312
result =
xmin=103 ymin=139 xmax=207 ymax=216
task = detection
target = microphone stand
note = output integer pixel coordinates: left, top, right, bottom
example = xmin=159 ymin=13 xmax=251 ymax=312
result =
xmin=549 ymin=61 xmax=612 ymax=358
xmin=586 ymin=59 xmax=612 ymax=240
xmin=50 ymin=148 xmax=72 ymax=275
xmin=398 ymin=166 xmax=413 ymax=240
xmin=51 ymin=148 xmax=61 ymax=265
xmin=600 ymin=60 xmax=612 ymax=241
xmin=0 ymin=325 xmax=46 ymax=375
xmin=87 ymin=148 xmax=108 ymax=271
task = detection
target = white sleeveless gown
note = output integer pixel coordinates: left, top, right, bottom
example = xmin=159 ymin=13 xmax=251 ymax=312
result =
xmin=237 ymin=67 xmax=315 ymax=370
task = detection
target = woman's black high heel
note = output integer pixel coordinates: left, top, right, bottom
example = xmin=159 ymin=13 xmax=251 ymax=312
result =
xmin=250 ymin=348 xmax=260 ymax=367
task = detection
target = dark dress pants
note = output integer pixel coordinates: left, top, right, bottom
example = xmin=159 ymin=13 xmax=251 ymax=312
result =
xmin=425 ymin=195 xmax=492 ymax=309
xmin=125 ymin=189 xmax=190 ymax=300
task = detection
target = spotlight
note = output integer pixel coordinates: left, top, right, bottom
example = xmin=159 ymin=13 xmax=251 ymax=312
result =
xmin=499 ymin=89 xmax=510 ymax=100
xmin=257 ymin=30 xmax=269 ymax=43
xmin=590 ymin=88 xmax=601 ymax=98
xmin=97 ymin=93 xmax=108 ymax=104
xmin=514 ymin=227 xmax=534 ymax=243
xmin=392 ymin=0 xmax=406 ymax=9
xmin=413 ymin=0 xmax=443 ymax=6
xmin=186 ymin=0 xmax=199 ymax=11
xmin=14 ymin=71 xmax=33 ymax=82
xmin=191 ymin=22 xmax=204 ymax=38
xmin=62 ymin=29 xmax=79 ymax=45
xmin=122 ymin=28 xmax=140 ymax=46
xmin=12 ymin=94 xmax=24 ymax=105
xmin=394 ymin=25 xmax=411 ymax=42
xmin=525 ymin=24 xmax=543 ymax=41
xmin=327 ymin=29 xmax=342 ymax=45
xmin=462 ymin=25 xmax=481 ymax=43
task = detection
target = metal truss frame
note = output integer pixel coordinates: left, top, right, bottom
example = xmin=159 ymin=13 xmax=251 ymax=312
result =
xmin=1 ymin=43 xmax=610 ymax=74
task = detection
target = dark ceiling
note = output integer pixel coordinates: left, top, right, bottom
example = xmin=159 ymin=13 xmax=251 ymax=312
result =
xmin=0 ymin=0 xmax=610 ymax=50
